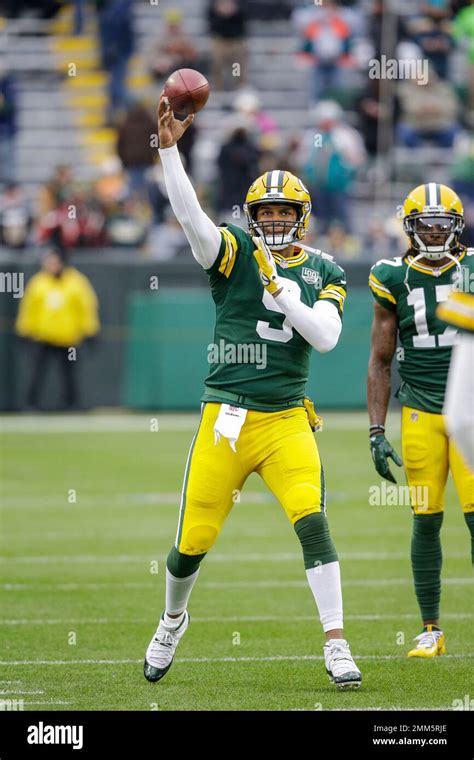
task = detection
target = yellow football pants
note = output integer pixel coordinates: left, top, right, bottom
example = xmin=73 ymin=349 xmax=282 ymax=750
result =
xmin=401 ymin=406 xmax=474 ymax=515
xmin=175 ymin=402 xmax=325 ymax=555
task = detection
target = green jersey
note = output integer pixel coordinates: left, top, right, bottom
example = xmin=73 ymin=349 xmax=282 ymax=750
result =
xmin=201 ymin=223 xmax=347 ymax=412
xmin=369 ymin=248 xmax=474 ymax=414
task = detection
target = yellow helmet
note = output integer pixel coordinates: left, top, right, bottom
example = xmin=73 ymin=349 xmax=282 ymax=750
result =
xmin=402 ymin=183 xmax=464 ymax=261
xmin=243 ymin=170 xmax=311 ymax=250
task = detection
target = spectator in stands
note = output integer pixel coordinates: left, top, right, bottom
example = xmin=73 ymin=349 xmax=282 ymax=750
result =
xmin=356 ymin=77 xmax=400 ymax=157
xmin=73 ymin=0 xmax=86 ymax=35
xmin=0 ymin=183 xmax=32 ymax=248
xmin=117 ymin=101 xmax=157 ymax=199
xmin=208 ymin=0 xmax=247 ymax=91
xmin=148 ymin=206 xmax=188 ymax=260
xmin=38 ymin=164 xmax=75 ymax=217
xmin=216 ymin=126 xmax=260 ymax=218
xmin=171 ymin=113 xmax=197 ymax=177
xmin=95 ymin=0 xmax=134 ymax=122
xmin=247 ymin=0 xmax=291 ymax=20
xmin=396 ymin=64 xmax=459 ymax=147
xmin=405 ymin=0 xmax=454 ymax=80
xmin=105 ymin=197 xmax=148 ymax=247
xmin=452 ymin=134 xmax=474 ymax=246
xmin=297 ymin=0 xmax=354 ymax=104
xmin=0 ymin=56 xmax=17 ymax=185
xmin=1 ymin=0 xmax=61 ymax=19
xmin=94 ymin=156 xmax=127 ymax=209
xmin=300 ymin=100 xmax=366 ymax=233
xmin=453 ymin=0 xmax=474 ymax=125
xmin=147 ymin=162 xmax=170 ymax=226
xmin=146 ymin=9 xmax=201 ymax=82
xmin=37 ymin=185 xmax=106 ymax=248
xmin=368 ymin=0 xmax=406 ymax=61
xmin=15 ymin=245 xmax=100 ymax=411
xmin=224 ymin=88 xmax=279 ymax=150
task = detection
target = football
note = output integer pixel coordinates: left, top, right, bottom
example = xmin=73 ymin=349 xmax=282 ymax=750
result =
xmin=163 ymin=68 xmax=210 ymax=116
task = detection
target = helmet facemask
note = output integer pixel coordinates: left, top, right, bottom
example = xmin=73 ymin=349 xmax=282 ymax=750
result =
xmin=246 ymin=202 xmax=306 ymax=251
xmin=404 ymin=212 xmax=464 ymax=261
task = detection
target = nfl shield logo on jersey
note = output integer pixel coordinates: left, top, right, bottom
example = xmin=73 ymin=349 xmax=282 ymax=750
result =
xmin=302 ymin=268 xmax=322 ymax=288
xmin=411 ymin=412 xmax=419 ymax=422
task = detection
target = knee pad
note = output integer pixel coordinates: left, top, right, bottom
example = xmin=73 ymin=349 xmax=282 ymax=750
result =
xmin=180 ymin=523 xmax=219 ymax=555
xmin=282 ymin=481 xmax=322 ymax=523
xmin=403 ymin=431 xmax=429 ymax=471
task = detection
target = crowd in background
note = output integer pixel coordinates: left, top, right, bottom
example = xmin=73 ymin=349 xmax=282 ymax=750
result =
xmin=0 ymin=0 xmax=473 ymax=259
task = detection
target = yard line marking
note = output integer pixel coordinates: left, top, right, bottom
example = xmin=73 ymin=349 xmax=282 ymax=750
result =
xmin=2 ymin=582 xmax=155 ymax=590
xmin=0 ymin=552 xmax=465 ymax=563
xmin=23 ymin=700 xmax=74 ymax=706
xmin=0 ymin=690 xmax=44 ymax=695
xmin=1 ymin=654 xmax=472 ymax=666
xmin=0 ymin=613 xmax=473 ymax=625
xmin=2 ymin=578 xmax=472 ymax=591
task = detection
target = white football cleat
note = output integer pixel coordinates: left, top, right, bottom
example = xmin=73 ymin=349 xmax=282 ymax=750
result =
xmin=144 ymin=610 xmax=189 ymax=683
xmin=324 ymin=638 xmax=362 ymax=690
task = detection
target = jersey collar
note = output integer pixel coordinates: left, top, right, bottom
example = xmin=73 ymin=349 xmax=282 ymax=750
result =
xmin=272 ymin=247 xmax=309 ymax=268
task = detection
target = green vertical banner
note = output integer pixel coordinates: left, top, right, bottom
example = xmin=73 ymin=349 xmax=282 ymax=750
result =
xmin=123 ymin=289 xmax=374 ymax=410
xmin=123 ymin=290 xmax=215 ymax=409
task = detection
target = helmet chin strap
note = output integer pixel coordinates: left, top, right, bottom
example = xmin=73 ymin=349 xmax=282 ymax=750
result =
xmin=404 ymin=249 xmax=462 ymax=293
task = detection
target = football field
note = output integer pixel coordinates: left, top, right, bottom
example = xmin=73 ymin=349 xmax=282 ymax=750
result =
xmin=1 ymin=411 xmax=472 ymax=712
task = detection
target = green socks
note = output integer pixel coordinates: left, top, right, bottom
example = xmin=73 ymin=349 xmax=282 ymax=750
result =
xmin=411 ymin=513 xmax=443 ymax=621
xmin=464 ymin=512 xmax=474 ymax=566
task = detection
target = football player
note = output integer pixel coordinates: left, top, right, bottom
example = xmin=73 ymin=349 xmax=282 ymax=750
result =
xmin=143 ymin=93 xmax=362 ymax=690
xmin=368 ymin=183 xmax=474 ymax=658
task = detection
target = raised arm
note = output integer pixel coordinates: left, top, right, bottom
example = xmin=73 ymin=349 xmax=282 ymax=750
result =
xmin=157 ymin=94 xmax=221 ymax=269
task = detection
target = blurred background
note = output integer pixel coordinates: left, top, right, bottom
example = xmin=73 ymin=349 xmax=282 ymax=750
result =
xmin=0 ymin=0 xmax=473 ymax=412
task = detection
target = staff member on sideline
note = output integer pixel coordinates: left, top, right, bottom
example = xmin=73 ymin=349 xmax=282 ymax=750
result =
xmin=15 ymin=246 xmax=100 ymax=410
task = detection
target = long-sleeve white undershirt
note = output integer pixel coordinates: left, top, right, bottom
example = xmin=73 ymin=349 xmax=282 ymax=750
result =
xmin=159 ymin=144 xmax=221 ymax=268
xmin=275 ymin=291 xmax=342 ymax=353
xmin=158 ymin=144 xmax=342 ymax=353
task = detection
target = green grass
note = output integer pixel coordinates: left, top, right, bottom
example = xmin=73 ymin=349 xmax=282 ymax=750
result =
xmin=0 ymin=412 xmax=472 ymax=711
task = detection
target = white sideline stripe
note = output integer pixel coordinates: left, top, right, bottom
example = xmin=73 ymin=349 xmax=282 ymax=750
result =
xmin=2 ymin=578 xmax=472 ymax=591
xmin=1 ymin=654 xmax=472 ymax=666
xmin=0 ymin=411 xmax=393 ymax=434
xmin=1 ymin=613 xmax=473 ymax=625
xmin=0 ymin=552 xmax=415 ymax=563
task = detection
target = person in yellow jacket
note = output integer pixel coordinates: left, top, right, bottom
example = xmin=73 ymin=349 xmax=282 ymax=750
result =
xmin=15 ymin=247 xmax=100 ymax=410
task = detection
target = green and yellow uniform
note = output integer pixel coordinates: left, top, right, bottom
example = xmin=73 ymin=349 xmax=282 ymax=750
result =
xmin=369 ymin=249 xmax=474 ymax=515
xmin=177 ymin=223 xmax=347 ymax=556
xmin=202 ymin=223 xmax=346 ymax=411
